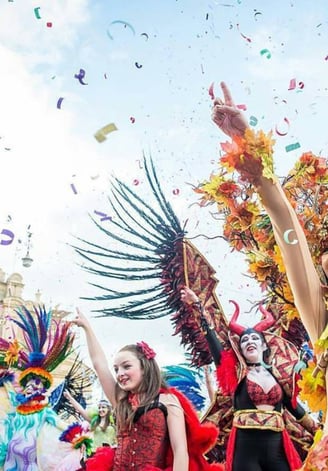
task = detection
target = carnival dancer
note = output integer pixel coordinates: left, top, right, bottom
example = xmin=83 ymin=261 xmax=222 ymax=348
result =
xmin=210 ymin=81 xmax=328 ymax=470
xmin=181 ymin=286 xmax=317 ymax=471
xmin=72 ymin=308 xmax=224 ymax=471
xmin=0 ymin=305 xmax=90 ymax=471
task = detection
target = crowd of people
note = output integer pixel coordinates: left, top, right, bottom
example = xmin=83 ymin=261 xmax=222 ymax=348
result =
xmin=0 ymin=81 xmax=327 ymax=471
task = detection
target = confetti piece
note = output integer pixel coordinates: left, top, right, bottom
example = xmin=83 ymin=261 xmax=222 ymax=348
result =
xmin=140 ymin=32 xmax=149 ymax=41
xmin=236 ymin=104 xmax=247 ymax=111
xmin=236 ymin=23 xmax=252 ymax=43
xmin=107 ymin=20 xmax=136 ymax=40
xmin=325 ymin=55 xmax=328 ymax=61
xmin=133 ymin=179 xmax=140 ymax=186
xmin=57 ymin=97 xmax=64 ymax=109
xmin=0 ymin=229 xmax=14 ymax=246
xmin=208 ymin=82 xmax=215 ymax=100
xmin=254 ymin=11 xmax=262 ymax=20
xmin=283 ymin=229 xmax=298 ymax=245
xmin=285 ymin=142 xmax=300 ymax=152
xmin=34 ymin=7 xmax=41 ymax=19
xmin=298 ymin=81 xmax=304 ymax=89
xmin=275 ymin=117 xmax=290 ymax=136
xmin=74 ymin=68 xmax=88 ymax=85
xmin=260 ymin=48 xmax=271 ymax=59
xmin=94 ymin=210 xmax=112 ymax=222
xmin=172 ymin=189 xmax=180 ymax=195
xmin=94 ymin=123 xmax=118 ymax=143
xmin=130 ymin=116 xmax=135 ymax=123
xmin=136 ymin=159 xmax=143 ymax=169
xmin=135 ymin=62 xmax=143 ymax=69
xmin=288 ymin=78 xmax=296 ymax=90
xmin=70 ymin=183 xmax=78 ymax=194
xmin=249 ymin=116 xmax=258 ymax=126
xmin=46 ymin=22 xmax=52 ymax=28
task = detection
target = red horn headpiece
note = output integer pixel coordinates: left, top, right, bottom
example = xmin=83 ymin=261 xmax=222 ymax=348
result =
xmin=228 ymin=300 xmax=245 ymax=336
xmin=253 ymin=304 xmax=275 ymax=332
xmin=228 ymin=301 xmax=275 ymax=336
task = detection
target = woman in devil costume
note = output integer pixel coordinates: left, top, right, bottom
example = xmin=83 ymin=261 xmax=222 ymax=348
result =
xmin=207 ymin=81 xmax=328 ymax=470
xmin=181 ymin=287 xmax=317 ymax=471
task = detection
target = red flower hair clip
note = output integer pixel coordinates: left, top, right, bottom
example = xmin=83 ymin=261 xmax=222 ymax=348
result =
xmin=136 ymin=341 xmax=156 ymax=360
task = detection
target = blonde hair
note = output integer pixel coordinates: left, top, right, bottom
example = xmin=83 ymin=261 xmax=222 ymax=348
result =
xmin=114 ymin=344 xmax=166 ymax=431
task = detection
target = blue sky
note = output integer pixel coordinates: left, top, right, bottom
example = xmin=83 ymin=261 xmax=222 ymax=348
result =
xmin=1 ymin=0 xmax=328 ymax=367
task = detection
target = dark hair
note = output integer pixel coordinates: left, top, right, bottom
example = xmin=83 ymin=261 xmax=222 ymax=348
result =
xmin=239 ymin=328 xmax=271 ymax=364
xmin=114 ymin=344 xmax=166 ymax=431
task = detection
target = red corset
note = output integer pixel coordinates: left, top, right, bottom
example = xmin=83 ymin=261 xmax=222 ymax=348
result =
xmin=113 ymin=407 xmax=170 ymax=471
xmin=246 ymin=378 xmax=283 ymax=406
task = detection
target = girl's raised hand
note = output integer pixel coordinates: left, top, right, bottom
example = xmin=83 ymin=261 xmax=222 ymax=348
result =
xmin=212 ymin=81 xmax=248 ymax=138
xmin=72 ymin=308 xmax=90 ymax=329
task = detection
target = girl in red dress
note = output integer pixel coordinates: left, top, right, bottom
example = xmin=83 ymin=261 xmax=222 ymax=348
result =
xmin=72 ymin=309 xmax=224 ymax=471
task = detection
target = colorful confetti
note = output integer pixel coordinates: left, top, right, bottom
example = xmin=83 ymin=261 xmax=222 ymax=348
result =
xmin=34 ymin=7 xmax=41 ymax=20
xmin=285 ymin=142 xmax=301 ymax=152
xmin=236 ymin=24 xmax=252 ymax=43
xmin=94 ymin=210 xmax=112 ymax=222
xmin=56 ymin=97 xmax=64 ymax=109
xmin=107 ymin=20 xmax=136 ymax=40
xmin=135 ymin=62 xmax=143 ymax=69
xmin=260 ymin=48 xmax=271 ymax=59
xmin=74 ymin=69 xmax=88 ymax=85
xmin=288 ymin=78 xmax=296 ymax=90
xmin=275 ymin=117 xmax=290 ymax=136
xmin=0 ymin=229 xmax=14 ymax=246
xmin=283 ymin=229 xmax=298 ymax=245
xmin=70 ymin=183 xmax=78 ymax=194
xmin=249 ymin=116 xmax=258 ymax=126
xmin=94 ymin=123 xmax=118 ymax=143
xmin=208 ymin=82 xmax=215 ymax=100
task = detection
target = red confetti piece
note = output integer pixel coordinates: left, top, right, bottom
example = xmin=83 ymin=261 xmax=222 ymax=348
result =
xmin=46 ymin=22 xmax=52 ymax=27
xmin=288 ymin=78 xmax=296 ymax=90
xmin=275 ymin=117 xmax=290 ymax=136
xmin=133 ymin=179 xmax=140 ymax=186
xmin=236 ymin=24 xmax=252 ymax=43
xmin=130 ymin=117 xmax=135 ymax=123
xmin=325 ymin=55 xmax=328 ymax=61
xmin=172 ymin=189 xmax=180 ymax=195
xmin=236 ymin=104 xmax=247 ymax=111
xmin=208 ymin=82 xmax=215 ymax=100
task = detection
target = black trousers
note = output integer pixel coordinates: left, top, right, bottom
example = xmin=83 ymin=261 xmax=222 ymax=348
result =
xmin=233 ymin=429 xmax=291 ymax=471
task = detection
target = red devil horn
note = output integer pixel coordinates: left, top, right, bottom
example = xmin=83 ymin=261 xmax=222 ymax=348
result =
xmin=228 ymin=300 xmax=245 ymax=336
xmin=253 ymin=304 xmax=275 ymax=332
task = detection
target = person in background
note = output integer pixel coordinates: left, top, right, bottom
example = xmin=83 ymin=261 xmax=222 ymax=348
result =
xmin=63 ymin=391 xmax=117 ymax=449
